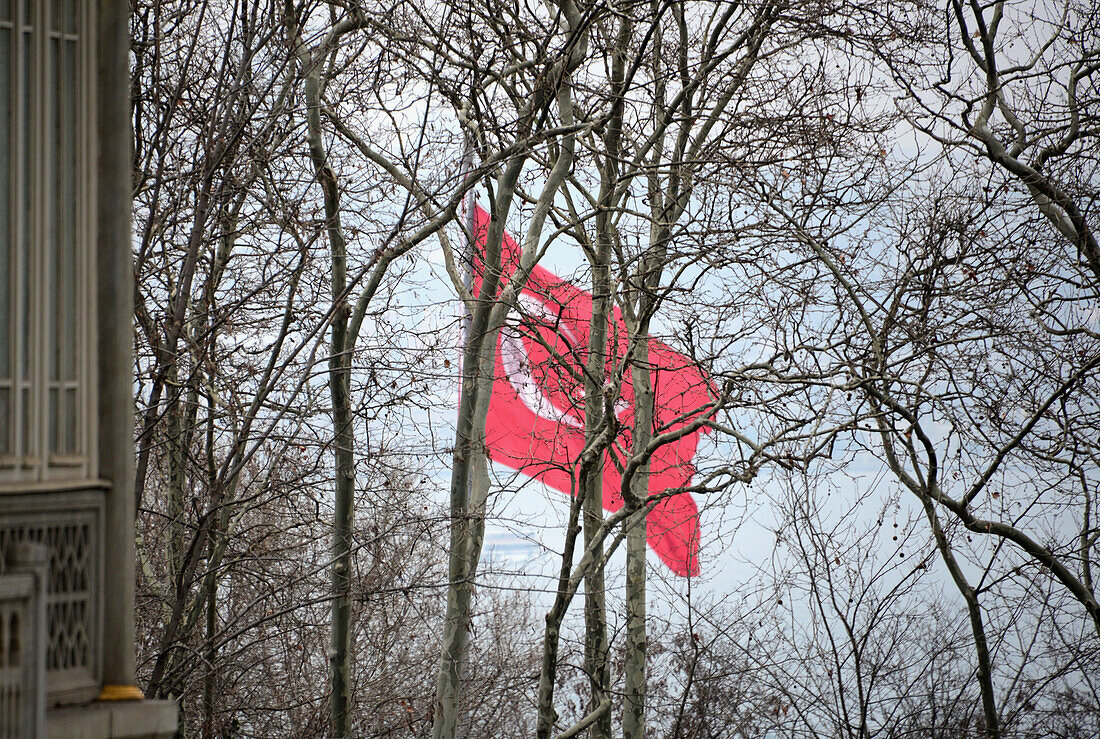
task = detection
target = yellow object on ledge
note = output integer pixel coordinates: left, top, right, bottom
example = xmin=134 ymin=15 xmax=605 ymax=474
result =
xmin=98 ymin=684 xmax=145 ymax=701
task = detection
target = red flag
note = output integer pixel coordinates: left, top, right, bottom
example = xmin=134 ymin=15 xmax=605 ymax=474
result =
xmin=472 ymin=206 xmax=711 ymax=577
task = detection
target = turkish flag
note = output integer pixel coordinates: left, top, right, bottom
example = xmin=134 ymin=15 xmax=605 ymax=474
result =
xmin=472 ymin=206 xmax=712 ymax=577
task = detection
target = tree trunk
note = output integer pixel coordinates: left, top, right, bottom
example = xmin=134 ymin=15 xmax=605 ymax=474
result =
xmin=306 ymin=60 xmax=355 ymax=738
xmin=432 ymin=173 xmax=523 ymax=739
xmin=624 ymin=349 xmax=652 ymax=738
xmin=582 ymin=207 xmax=613 ymax=739
xmin=919 ymin=495 xmax=1000 ymax=738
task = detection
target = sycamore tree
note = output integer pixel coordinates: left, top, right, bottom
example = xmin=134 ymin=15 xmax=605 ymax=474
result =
xmin=130 ymin=0 xmax=504 ymax=734
xmin=373 ymin=0 xmax=912 ymax=736
xmin=729 ymin=0 xmax=1100 ymax=734
xmin=524 ymin=0 xmax=861 ymax=733
xmin=128 ymin=0 xmax=1099 ymax=736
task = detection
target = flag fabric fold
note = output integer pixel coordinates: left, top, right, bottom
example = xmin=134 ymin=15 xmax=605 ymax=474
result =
xmin=471 ymin=205 xmax=711 ymax=577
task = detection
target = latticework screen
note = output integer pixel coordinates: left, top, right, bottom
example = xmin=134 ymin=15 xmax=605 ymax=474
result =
xmin=0 ymin=495 xmax=100 ymax=705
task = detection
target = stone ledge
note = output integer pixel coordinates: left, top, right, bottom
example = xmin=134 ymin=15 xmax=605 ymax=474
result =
xmin=47 ymin=698 xmax=178 ymax=739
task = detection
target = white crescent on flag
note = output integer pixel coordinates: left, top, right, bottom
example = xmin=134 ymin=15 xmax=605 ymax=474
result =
xmin=499 ymin=292 xmax=583 ymax=429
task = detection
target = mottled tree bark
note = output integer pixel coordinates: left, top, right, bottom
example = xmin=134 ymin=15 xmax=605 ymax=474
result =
xmin=434 ymin=3 xmax=587 ymax=733
xmin=624 ymin=351 xmax=652 ymax=739
xmin=583 ymin=187 xmax=613 ymax=739
xmin=305 ymin=60 xmax=356 ymax=736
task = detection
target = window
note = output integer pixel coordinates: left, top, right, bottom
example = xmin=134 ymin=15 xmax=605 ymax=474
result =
xmin=1 ymin=0 xmax=93 ymax=484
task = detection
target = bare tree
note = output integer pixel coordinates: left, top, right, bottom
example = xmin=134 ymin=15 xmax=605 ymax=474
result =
xmin=126 ymin=0 xmax=1100 ymax=736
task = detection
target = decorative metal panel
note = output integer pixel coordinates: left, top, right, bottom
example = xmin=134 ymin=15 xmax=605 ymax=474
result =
xmin=0 ymin=496 xmax=101 ymax=705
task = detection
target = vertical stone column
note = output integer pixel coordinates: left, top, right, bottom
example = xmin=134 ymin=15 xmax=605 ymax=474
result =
xmin=96 ymin=0 xmax=140 ymax=700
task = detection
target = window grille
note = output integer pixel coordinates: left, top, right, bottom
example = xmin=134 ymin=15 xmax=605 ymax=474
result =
xmin=0 ymin=0 xmax=101 ymax=712
xmin=0 ymin=0 xmax=92 ymax=484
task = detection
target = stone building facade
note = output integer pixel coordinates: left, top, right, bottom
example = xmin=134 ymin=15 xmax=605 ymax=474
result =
xmin=2 ymin=1 xmax=177 ymax=735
